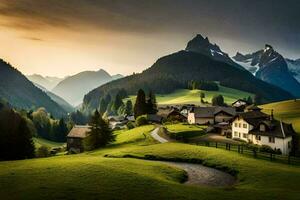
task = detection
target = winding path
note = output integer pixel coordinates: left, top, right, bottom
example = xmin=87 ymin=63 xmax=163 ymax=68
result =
xmin=162 ymin=161 xmax=236 ymax=187
xmin=151 ymin=127 xmax=169 ymax=143
xmin=150 ymin=127 xmax=236 ymax=187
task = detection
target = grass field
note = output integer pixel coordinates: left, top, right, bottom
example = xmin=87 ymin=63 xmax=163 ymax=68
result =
xmin=1 ymin=125 xmax=300 ymax=200
xmin=125 ymin=86 xmax=253 ymax=106
xmin=164 ymin=123 xmax=207 ymax=139
xmin=261 ymin=99 xmax=300 ymax=133
xmin=33 ymin=137 xmax=65 ymax=149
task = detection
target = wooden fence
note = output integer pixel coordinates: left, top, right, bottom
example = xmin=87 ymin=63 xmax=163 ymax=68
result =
xmin=194 ymin=141 xmax=300 ymax=165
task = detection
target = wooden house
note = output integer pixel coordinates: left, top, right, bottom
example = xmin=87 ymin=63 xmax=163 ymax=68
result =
xmin=67 ymin=125 xmax=91 ymax=153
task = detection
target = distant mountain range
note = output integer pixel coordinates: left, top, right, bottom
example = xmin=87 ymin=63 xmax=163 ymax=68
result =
xmin=52 ymin=69 xmax=123 ymax=106
xmin=82 ymin=34 xmax=293 ymax=113
xmin=26 ymin=74 xmax=64 ymax=90
xmin=232 ymin=45 xmax=300 ymax=97
xmin=0 ymin=59 xmax=66 ymax=117
xmin=33 ymin=83 xmax=74 ymax=113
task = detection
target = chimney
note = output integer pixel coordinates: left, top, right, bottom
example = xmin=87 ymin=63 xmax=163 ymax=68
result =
xmin=270 ymin=109 xmax=274 ymax=121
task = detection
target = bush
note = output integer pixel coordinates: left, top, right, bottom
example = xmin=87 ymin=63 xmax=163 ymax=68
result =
xmin=126 ymin=121 xmax=135 ymax=129
xmin=36 ymin=146 xmax=50 ymax=158
xmin=135 ymin=115 xmax=148 ymax=127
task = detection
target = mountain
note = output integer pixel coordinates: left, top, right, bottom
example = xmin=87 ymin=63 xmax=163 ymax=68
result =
xmin=0 ymin=59 xmax=66 ymax=117
xmin=185 ymin=34 xmax=244 ymax=70
xmin=81 ymin=35 xmax=293 ymax=114
xmin=286 ymin=58 xmax=300 ymax=82
xmin=232 ymin=45 xmax=300 ymax=97
xmin=33 ymin=83 xmax=74 ymax=113
xmin=26 ymin=74 xmax=64 ymax=90
xmin=52 ymin=69 xmax=123 ymax=106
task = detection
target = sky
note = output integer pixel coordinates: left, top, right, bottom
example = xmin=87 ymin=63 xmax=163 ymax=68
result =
xmin=0 ymin=0 xmax=299 ymax=77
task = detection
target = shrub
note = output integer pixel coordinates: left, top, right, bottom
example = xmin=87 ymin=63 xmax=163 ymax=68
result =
xmin=135 ymin=115 xmax=148 ymax=127
xmin=36 ymin=146 xmax=50 ymax=158
xmin=126 ymin=121 xmax=135 ymax=129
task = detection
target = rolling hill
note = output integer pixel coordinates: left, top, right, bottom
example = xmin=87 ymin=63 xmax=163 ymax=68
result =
xmin=260 ymin=99 xmax=300 ymax=133
xmin=1 ymin=125 xmax=300 ymax=200
xmin=125 ymin=86 xmax=253 ymax=106
xmin=82 ymin=35 xmax=293 ymax=114
xmin=0 ymin=59 xmax=66 ymax=117
xmin=52 ymin=69 xmax=123 ymax=106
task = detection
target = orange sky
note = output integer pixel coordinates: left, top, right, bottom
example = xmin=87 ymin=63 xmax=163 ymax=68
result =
xmin=0 ymin=0 xmax=299 ymax=77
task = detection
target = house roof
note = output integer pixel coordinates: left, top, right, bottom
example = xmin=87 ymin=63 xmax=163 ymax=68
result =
xmin=245 ymin=104 xmax=262 ymax=111
xmin=250 ymin=120 xmax=296 ymax=138
xmin=67 ymin=125 xmax=91 ymax=138
xmin=192 ymin=107 xmax=215 ymax=118
xmin=232 ymin=99 xmax=248 ymax=106
xmin=214 ymin=107 xmax=236 ymax=116
xmin=233 ymin=111 xmax=269 ymax=126
xmin=192 ymin=106 xmax=236 ymax=118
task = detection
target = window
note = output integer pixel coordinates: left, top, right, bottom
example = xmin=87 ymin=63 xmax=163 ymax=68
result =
xmin=239 ymin=132 xmax=241 ymax=138
xmin=234 ymin=123 xmax=238 ymax=127
xmin=255 ymin=135 xmax=261 ymax=141
xmin=260 ymin=124 xmax=266 ymax=132
xmin=243 ymin=133 xmax=247 ymax=138
xmin=269 ymin=137 xmax=275 ymax=143
xmin=239 ymin=123 xmax=241 ymax=128
xmin=234 ymin=132 xmax=238 ymax=137
xmin=243 ymin=123 xmax=247 ymax=129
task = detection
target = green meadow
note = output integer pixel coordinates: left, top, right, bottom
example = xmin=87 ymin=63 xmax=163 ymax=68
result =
xmin=261 ymin=99 xmax=300 ymax=133
xmin=125 ymin=86 xmax=253 ymax=105
xmin=33 ymin=137 xmax=65 ymax=149
xmin=1 ymin=125 xmax=300 ymax=200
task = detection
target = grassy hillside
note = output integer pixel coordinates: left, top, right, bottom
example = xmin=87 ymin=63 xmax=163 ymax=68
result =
xmin=1 ymin=125 xmax=300 ymax=200
xmin=125 ymin=86 xmax=253 ymax=105
xmin=260 ymin=99 xmax=300 ymax=132
xmin=33 ymin=138 xmax=65 ymax=149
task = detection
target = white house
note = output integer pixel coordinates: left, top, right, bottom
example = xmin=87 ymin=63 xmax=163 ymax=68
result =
xmin=231 ymin=108 xmax=295 ymax=155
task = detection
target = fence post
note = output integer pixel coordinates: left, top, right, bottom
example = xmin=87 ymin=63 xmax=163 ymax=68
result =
xmin=241 ymin=145 xmax=244 ymax=154
xmin=270 ymin=153 xmax=273 ymax=161
xmin=238 ymin=145 xmax=240 ymax=153
xmin=215 ymin=142 xmax=218 ymax=148
xmin=253 ymin=149 xmax=257 ymax=158
xmin=229 ymin=144 xmax=231 ymax=151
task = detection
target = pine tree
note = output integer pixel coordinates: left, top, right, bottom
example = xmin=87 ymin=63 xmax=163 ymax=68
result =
xmin=125 ymin=100 xmax=133 ymax=115
xmin=147 ymin=91 xmax=158 ymax=114
xmin=84 ymin=110 xmax=115 ymax=150
xmin=113 ymin=93 xmax=124 ymax=113
xmin=134 ymin=89 xmax=147 ymax=118
xmin=58 ymin=118 xmax=68 ymax=142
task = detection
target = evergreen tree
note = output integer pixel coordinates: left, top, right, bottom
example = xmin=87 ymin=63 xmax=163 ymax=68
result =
xmin=113 ymin=93 xmax=124 ymax=113
xmin=84 ymin=110 xmax=115 ymax=150
xmin=247 ymin=96 xmax=253 ymax=105
xmin=99 ymin=98 xmax=107 ymax=115
xmin=212 ymin=95 xmax=225 ymax=106
xmin=147 ymin=91 xmax=158 ymax=114
xmin=125 ymin=100 xmax=133 ymax=116
xmin=58 ymin=118 xmax=68 ymax=142
xmin=200 ymin=92 xmax=205 ymax=103
xmin=134 ymin=89 xmax=147 ymax=118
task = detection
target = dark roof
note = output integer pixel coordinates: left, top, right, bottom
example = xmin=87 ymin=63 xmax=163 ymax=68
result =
xmin=250 ymin=120 xmax=296 ymax=138
xmin=67 ymin=125 xmax=91 ymax=138
xmin=245 ymin=104 xmax=262 ymax=111
xmin=192 ymin=107 xmax=215 ymax=118
xmin=214 ymin=107 xmax=236 ymax=116
xmin=192 ymin=106 xmax=236 ymax=118
xmin=233 ymin=111 xmax=269 ymax=126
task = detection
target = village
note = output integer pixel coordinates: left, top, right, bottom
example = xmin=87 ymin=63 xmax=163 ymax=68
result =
xmin=67 ymin=98 xmax=297 ymax=156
